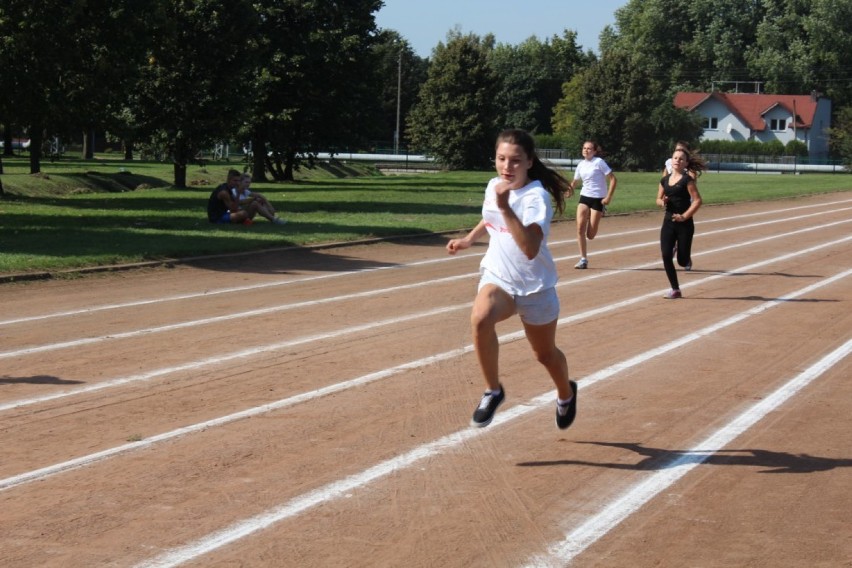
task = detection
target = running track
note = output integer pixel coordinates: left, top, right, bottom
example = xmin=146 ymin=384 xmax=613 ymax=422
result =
xmin=1 ymin=193 xmax=850 ymax=567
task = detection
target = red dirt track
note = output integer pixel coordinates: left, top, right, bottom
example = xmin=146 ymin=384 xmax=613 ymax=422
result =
xmin=1 ymin=193 xmax=851 ymax=567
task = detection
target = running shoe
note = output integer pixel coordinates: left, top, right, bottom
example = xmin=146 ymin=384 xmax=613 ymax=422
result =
xmin=243 ymin=218 xmax=254 ymax=226
xmin=272 ymin=217 xmax=288 ymax=225
xmin=556 ymin=381 xmax=578 ymax=430
xmin=471 ymin=386 xmax=505 ymax=428
xmin=574 ymin=258 xmax=588 ymax=269
xmin=663 ymin=289 xmax=682 ymax=299
xmin=684 ymin=262 xmax=692 ymax=271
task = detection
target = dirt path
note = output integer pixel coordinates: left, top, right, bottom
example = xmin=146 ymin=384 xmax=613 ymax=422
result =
xmin=1 ymin=193 xmax=850 ymax=567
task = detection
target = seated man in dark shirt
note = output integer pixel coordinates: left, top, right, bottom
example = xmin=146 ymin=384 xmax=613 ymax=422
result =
xmin=207 ymin=169 xmax=262 ymax=225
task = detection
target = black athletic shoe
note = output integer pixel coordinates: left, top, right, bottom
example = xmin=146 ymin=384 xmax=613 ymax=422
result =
xmin=556 ymin=381 xmax=578 ymax=430
xmin=471 ymin=386 xmax=505 ymax=428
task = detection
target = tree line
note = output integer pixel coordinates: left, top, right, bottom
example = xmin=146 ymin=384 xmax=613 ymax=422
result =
xmin=2 ymin=0 xmax=851 ymax=187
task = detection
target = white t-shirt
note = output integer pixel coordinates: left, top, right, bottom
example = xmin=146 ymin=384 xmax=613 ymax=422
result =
xmin=573 ymin=156 xmax=612 ymax=199
xmin=664 ymin=158 xmax=673 ymax=174
xmin=479 ymin=177 xmax=557 ymax=296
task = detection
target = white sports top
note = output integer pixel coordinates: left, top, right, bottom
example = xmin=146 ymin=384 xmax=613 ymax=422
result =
xmin=479 ymin=177 xmax=557 ymax=295
xmin=573 ymin=156 xmax=612 ymax=199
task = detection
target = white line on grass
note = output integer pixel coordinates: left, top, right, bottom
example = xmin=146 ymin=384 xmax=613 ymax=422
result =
xmin=2 ymin=198 xmax=849 ymax=327
xmin=524 ymin=338 xmax=852 ymax=568
xmin=134 ymin=269 xmax=852 ymax=568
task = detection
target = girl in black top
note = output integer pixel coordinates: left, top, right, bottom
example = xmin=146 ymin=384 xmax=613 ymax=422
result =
xmin=656 ymin=148 xmax=705 ymax=299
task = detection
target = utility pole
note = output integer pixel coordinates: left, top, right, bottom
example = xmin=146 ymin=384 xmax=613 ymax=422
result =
xmin=395 ymin=49 xmax=402 ymax=154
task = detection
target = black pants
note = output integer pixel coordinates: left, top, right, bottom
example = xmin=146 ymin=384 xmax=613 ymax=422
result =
xmin=660 ymin=217 xmax=694 ymax=290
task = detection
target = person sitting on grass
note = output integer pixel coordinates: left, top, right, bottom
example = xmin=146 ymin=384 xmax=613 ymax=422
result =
xmin=207 ymin=169 xmax=261 ymax=226
xmin=232 ymin=173 xmax=287 ymax=225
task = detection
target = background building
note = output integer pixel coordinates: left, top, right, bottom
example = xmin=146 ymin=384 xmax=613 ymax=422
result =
xmin=674 ymin=91 xmax=832 ymax=159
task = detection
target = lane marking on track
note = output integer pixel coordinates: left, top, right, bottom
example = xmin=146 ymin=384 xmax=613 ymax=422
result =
xmin=2 ymin=235 xmax=849 ymax=499
xmin=524 ymin=338 xmax=852 ymax=568
xmin=2 ymin=198 xmax=850 ymax=327
xmin=1 ymin=228 xmax=849 ymax=414
xmin=2 ymin=212 xmax=850 ymax=360
xmin=132 ymin=269 xmax=852 ymax=568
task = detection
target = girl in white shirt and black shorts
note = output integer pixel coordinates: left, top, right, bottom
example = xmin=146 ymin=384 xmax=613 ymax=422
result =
xmin=568 ymin=140 xmax=617 ymax=269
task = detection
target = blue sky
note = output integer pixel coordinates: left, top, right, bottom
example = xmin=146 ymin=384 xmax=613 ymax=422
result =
xmin=375 ymin=0 xmax=628 ymax=57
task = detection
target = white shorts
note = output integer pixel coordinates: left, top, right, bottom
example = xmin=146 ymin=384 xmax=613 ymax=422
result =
xmin=478 ymin=271 xmax=560 ymax=326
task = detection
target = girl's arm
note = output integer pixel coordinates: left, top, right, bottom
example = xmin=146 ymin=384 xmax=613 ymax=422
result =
xmin=674 ymin=180 xmax=702 ymax=221
xmin=602 ymin=172 xmax=617 ymax=205
xmin=446 ymin=219 xmax=487 ymax=255
xmin=499 ymin=205 xmax=543 ymax=260
xmin=656 ymin=182 xmax=667 ymax=208
xmin=493 ymin=182 xmax=542 ymax=260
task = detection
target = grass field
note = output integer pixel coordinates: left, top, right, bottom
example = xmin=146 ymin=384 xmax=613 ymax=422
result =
xmin=0 ymin=154 xmax=850 ymax=275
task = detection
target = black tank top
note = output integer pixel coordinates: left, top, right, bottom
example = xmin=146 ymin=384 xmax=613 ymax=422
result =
xmin=661 ymin=173 xmax=691 ymax=216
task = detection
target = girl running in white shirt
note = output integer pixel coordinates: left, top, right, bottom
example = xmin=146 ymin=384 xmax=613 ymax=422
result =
xmin=446 ymin=129 xmax=578 ymax=430
xmin=568 ymin=140 xmax=617 ymax=269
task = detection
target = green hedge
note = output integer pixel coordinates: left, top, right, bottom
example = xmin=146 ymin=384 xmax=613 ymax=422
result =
xmin=698 ymin=139 xmax=809 ymax=157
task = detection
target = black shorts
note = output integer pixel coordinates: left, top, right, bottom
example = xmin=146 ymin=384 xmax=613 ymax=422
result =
xmin=578 ymin=195 xmax=605 ymax=212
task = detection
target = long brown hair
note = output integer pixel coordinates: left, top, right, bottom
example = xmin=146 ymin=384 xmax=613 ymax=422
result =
xmin=496 ymin=129 xmax=569 ymax=215
xmin=674 ymin=148 xmax=708 ymax=177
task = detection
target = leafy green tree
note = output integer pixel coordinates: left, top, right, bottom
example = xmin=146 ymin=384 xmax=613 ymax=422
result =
xmin=602 ymin=0 xmax=763 ymax=90
xmin=551 ymin=72 xmax=589 ymax=155
xmin=679 ymin=0 xmax=763 ymax=89
xmin=407 ymin=31 xmax=500 ymax=170
xmin=828 ymin=106 xmax=852 ymax=167
xmin=132 ymin=0 xmax=258 ymax=187
xmin=245 ymin=0 xmax=382 ymax=182
xmin=488 ymin=31 xmax=592 ymax=135
xmin=572 ymin=50 xmax=702 ymax=170
xmin=0 ymin=0 xmax=153 ymax=173
xmin=371 ymin=30 xmax=429 ymax=151
xmin=746 ymin=0 xmax=852 ymax=109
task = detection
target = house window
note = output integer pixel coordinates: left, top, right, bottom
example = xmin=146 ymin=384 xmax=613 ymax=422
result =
xmin=770 ymin=118 xmax=787 ymax=132
xmin=702 ymin=117 xmax=718 ymax=130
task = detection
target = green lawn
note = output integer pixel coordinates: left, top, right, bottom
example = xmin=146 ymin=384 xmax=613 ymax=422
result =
xmin=0 ymin=154 xmax=849 ymax=275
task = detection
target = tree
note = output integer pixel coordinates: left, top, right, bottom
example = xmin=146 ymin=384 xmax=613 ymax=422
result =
xmin=488 ymin=32 xmax=592 ymax=135
xmin=829 ymin=106 xmax=852 ymax=167
xmin=0 ymin=0 xmax=153 ymax=173
xmin=407 ymin=31 xmax=500 ymax=170
xmin=133 ymin=0 xmax=258 ymax=187
xmin=572 ymin=50 xmax=702 ymax=170
xmin=551 ymin=73 xmax=589 ymax=154
xmin=371 ymin=30 xmax=429 ymax=151
xmin=245 ymin=0 xmax=382 ymax=182
xmin=746 ymin=0 xmax=852 ymax=110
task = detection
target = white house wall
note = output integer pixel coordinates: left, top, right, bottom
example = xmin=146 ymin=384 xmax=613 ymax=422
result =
xmin=810 ymin=98 xmax=832 ymax=158
xmin=689 ymin=95 xmax=832 ymax=160
xmin=694 ymin=98 xmax=750 ymax=142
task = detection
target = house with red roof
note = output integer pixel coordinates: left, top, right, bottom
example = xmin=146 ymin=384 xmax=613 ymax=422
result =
xmin=674 ymin=91 xmax=832 ymax=159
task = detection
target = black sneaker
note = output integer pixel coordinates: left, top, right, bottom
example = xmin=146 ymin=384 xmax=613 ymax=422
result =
xmin=556 ymin=381 xmax=578 ymax=430
xmin=471 ymin=386 xmax=505 ymax=427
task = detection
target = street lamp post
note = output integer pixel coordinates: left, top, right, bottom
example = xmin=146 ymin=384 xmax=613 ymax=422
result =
xmin=394 ymin=49 xmax=401 ymax=154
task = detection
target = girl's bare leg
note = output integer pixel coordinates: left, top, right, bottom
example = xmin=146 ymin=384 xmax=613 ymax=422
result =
xmin=576 ymin=204 xmax=590 ymax=258
xmin=586 ymin=208 xmax=604 ymax=240
xmin=522 ymin=319 xmax=571 ymax=399
xmin=470 ymin=284 xmax=516 ymax=391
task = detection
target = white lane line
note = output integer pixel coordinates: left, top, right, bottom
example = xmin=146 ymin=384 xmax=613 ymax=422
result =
xmin=3 ymin=242 xmax=849 ymax=491
xmin=3 ymin=198 xmax=849 ymax=327
xmin=0 ymin=255 xmax=463 ymax=327
xmin=2 ymin=229 xmax=850 ymax=414
xmin=525 ymin=338 xmax=852 ymax=568
xmin=3 ymin=213 xmax=850 ymax=361
xmin=133 ymin=269 xmax=852 ymax=568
